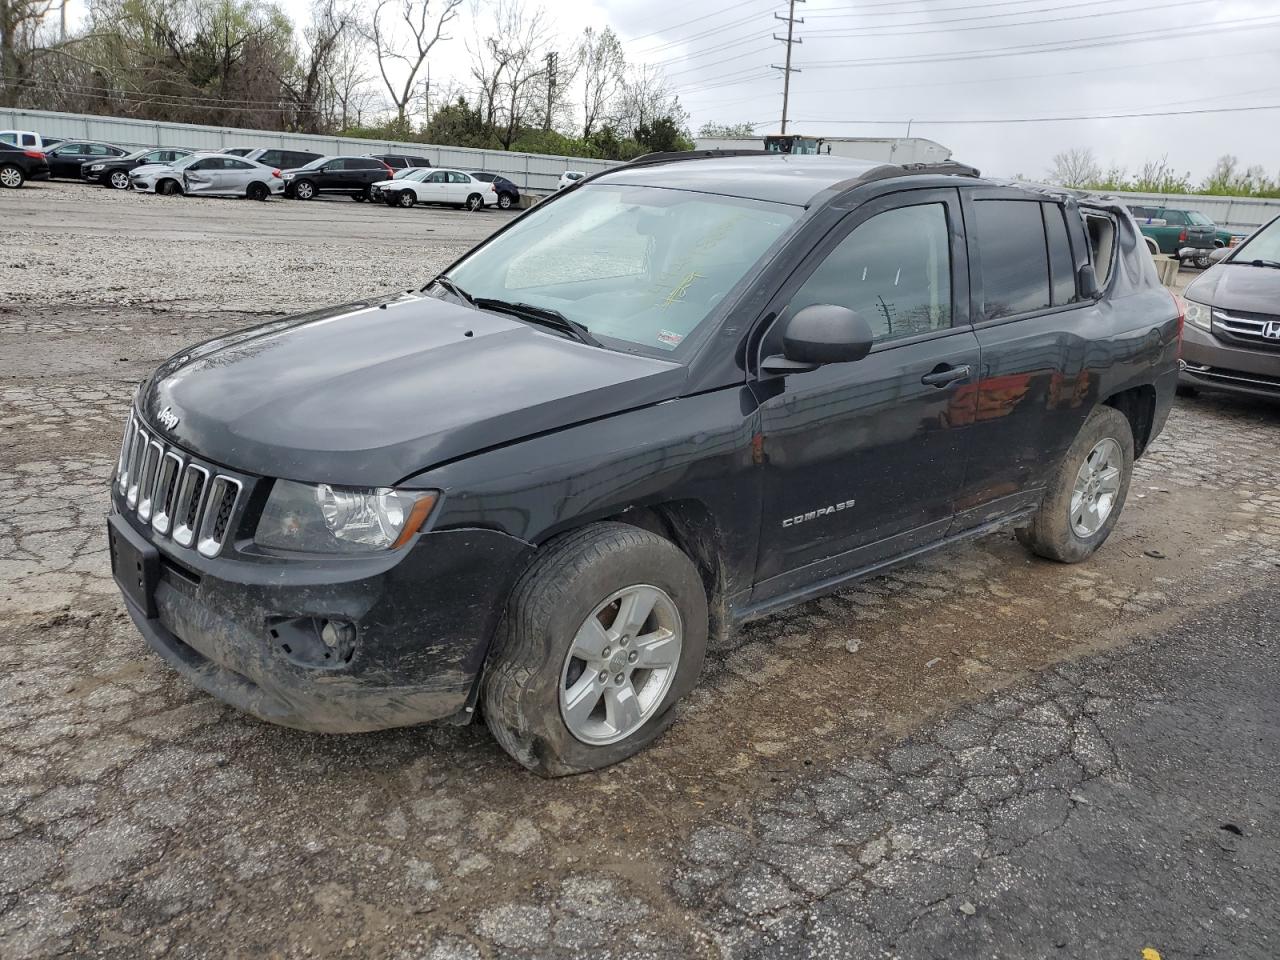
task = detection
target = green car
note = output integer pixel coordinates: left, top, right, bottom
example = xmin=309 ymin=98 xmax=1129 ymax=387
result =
xmin=1128 ymin=205 xmax=1222 ymax=268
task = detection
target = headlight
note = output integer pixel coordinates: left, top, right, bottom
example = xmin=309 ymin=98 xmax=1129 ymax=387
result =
xmin=255 ymin=480 xmax=438 ymax=553
xmin=1184 ymin=299 xmax=1212 ymax=331
xmin=90 ymin=164 xmax=104 ymax=171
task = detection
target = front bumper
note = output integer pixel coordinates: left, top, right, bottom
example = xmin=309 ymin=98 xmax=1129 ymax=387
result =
xmin=1180 ymin=321 xmax=1280 ymax=399
xmin=110 ymin=487 xmax=533 ymax=733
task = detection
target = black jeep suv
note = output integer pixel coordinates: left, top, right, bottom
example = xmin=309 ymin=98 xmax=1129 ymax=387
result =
xmin=281 ymin=155 xmax=394 ymax=200
xmin=108 ymin=152 xmax=1180 ymax=776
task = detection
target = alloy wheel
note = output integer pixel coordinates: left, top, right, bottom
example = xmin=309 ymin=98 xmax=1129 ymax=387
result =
xmin=296 ymin=181 xmax=314 ymax=199
xmin=0 ymin=166 xmax=24 ymax=188
xmin=110 ymin=170 xmax=130 ymax=189
xmin=1070 ymin=437 xmax=1123 ymax=537
xmin=558 ymin=584 xmax=683 ymax=746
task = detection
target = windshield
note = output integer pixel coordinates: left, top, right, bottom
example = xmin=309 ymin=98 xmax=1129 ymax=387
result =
xmin=446 ymin=183 xmax=799 ymax=354
xmin=1233 ymin=217 xmax=1280 ymax=263
xmin=395 ymin=168 xmax=430 ymax=181
xmin=297 ymin=157 xmax=330 ymax=170
xmin=1187 ymin=211 xmax=1212 ymax=226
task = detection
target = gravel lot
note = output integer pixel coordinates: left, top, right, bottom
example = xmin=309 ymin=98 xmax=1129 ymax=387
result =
xmin=2 ymin=180 xmax=1278 ymax=959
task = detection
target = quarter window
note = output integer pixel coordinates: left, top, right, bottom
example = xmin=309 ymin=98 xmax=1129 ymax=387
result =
xmin=790 ymin=203 xmax=953 ymax=343
xmin=1043 ymin=203 xmax=1077 ymax=305
xmin=974 ymin=199 xmax=1052 ymax=319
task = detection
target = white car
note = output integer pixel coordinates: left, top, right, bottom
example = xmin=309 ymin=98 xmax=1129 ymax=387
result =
xmin=371 ymin=168 xmax=494 ymax=210
xmin=558 ymin=170 xmax=586 ymax=190
xmin=131 ymin=153 xmax=285 ymax=199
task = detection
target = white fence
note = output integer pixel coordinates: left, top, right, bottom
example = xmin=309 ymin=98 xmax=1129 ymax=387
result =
xmin=0 ymin=107 xmax=618 ymax=194
xmin=1105 ymin=189 xmax=1280 ymax=234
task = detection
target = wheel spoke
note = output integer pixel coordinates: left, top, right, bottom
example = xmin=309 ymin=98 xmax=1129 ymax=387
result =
xmin=612 ymin=586 xmax=658 ymax=638
xmin=631 ymin=628 xmax=679 ymax=669
xmin=1096 ymin=467 xmax=1121 ymax=494
xmin=563 ymin=672 xmax=605 ymax=730
xmin=604 ymin=682 xmax=643 ymax=735
xmin=571 ymin=616 xmax=609 ymax=662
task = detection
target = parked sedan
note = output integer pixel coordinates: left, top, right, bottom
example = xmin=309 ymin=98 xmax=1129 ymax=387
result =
xmin=131 ymin=154 xmax=283 ymax=199
xmin=44 ymin=140 xmax=129 ymax=178
xmin=82 ymin=148 xmax=193 ymax=189
xmin=1180 ymin=213 xmax=1280 ymax=401
xmin=281 ymin=156 xmax=394 ymax=200
xmin=467 ymin=171 xmax=520 ymax=209
xmin=0 ymin=141 xmax=51 ymax=188
xmin=372 ymin=168 xmax=495 ymax=210
xmin=558 ymin=170 xmax=585 ymax=189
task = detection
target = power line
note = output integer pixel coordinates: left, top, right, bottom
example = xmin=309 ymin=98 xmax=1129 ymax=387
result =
xmin=623 ymin=0 xmax=774 ymax=46
xmin=804 ymin=0 xmax=1098 ymax=15
xmin=802 ymin=14 xmax=1280 ymax=68
xmin=782 ymin=101 xmax=1280 ymax=127
xmin=814 ymin=0 xmax=1210 ymax=40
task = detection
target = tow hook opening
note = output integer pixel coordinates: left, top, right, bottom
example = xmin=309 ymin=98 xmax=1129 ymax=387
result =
xmin=268 ymin=616 xmax=357 ymax=668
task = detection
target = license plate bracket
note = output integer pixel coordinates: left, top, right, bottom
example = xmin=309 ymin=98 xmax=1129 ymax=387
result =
xmin=109 ymin=514 xmax=158 ymax=618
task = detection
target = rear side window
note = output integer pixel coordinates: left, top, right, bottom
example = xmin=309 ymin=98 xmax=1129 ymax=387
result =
xmin=1083 ymin=212 xmax=1117 ymax=288
xmin=790 ymin=202 xmax=953 ymax=343
xmin=1161 ymin=210 xmax=1187 ymax=225
xmin=407 ymin=157 xmax=430 ymax=167
xmin=353 ymin=159 xmax=382 ymax=169
xmin=1042 ymin=203 xmax=1077 ymax=305
xmin=974 ymin=199 xmax=1052 ymax=320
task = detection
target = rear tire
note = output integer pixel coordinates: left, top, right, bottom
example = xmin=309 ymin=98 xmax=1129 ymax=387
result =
xmin=483 ymin=522 xmax=708 ymax=777
xmin=1016 ymin=406 xmax=1134 ymax=564
xmin=466 ymin=192 xmax=483 ymax=211
xmin=246 ymin=181 xmax=269 ymax=201
xmin=0 ymin=164 xmax=24 ymax=189
xmin=497 ymin=192 xmax=514 ymax=210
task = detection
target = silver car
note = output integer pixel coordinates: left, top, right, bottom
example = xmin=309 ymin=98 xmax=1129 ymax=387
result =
xmin=131 ymin=153 xmax=284 ymax=199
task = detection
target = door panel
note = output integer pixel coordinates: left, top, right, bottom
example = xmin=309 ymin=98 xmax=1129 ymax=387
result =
xmin=752 ymin=187 xmax=977 ymax=601
xmin=954 ymin=189 xmax=1102 ymax=529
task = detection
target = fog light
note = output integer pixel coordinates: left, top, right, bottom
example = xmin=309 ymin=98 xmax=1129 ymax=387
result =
xmin=320 ymin=619 xmax=355 ymax=651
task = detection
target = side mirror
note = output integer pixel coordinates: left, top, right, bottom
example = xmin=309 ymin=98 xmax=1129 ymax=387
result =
xmin=1077 ymin=264 xmax=1101 ymax=300
xmin=1209 ymin=247 xmax=1230 ymax=264
xmin=762 ymin=304 xmax=874 ymax=376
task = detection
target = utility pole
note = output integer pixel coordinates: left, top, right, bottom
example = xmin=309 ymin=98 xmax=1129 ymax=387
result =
xmin=544 ymin=51 xmax=558 ymax=131
xmin=61 ymin=0 xmax=69 ymax=43
xmin=771 ymin=0 xmax=804 ymax=135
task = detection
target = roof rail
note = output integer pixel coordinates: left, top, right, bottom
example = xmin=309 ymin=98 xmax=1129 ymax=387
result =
xmin=857 ymin=160 xmax=982 ymax=185
xmin=627 ymin=148 xmax=770 ymax=166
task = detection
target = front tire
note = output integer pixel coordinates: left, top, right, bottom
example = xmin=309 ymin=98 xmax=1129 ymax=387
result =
xmin=158 ymin=179 xmax=182 ymax=196
xmin=483 ymin=522 xmax=708 ymax=777
xmin=0 ymin=164 xmax=24 ymax=189
xmin=1016 ymin=406 xmax=1134 ymax=564
xmin=397 ymin=190 xmax=415 ymax=208
xmin=108 ymin=170 xmax=131 ymax=190
xmin=293 ymin=179 xmax=316 ymax=200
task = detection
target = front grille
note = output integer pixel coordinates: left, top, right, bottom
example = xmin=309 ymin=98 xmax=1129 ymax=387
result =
xmin=113 ymin=411 xmax=244 ymax=558
xmin=1213 ymin=309 xmax=1280 ymax=351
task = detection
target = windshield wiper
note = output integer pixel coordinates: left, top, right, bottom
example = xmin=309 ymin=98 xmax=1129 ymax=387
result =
xmin=472 ymin=297 xmax=602 ymax=347
xmin=1244 ymin=258 xmax=1280 ymax=269
xmin=431 ymin=275 xmax=475 ymax=305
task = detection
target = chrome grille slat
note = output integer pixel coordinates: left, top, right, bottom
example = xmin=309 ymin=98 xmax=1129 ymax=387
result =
xmin=137 ymin=441 xmax=163 ymax=521
xmin=125 ymin=428 xmax=150 ymax=508
xmin=197 ymin=477 xmax=242 ymax=557
xmin=115 ymin=411 xmax=246 ymax=556
xmin=172 ymin=463 xmax=210 ymax=548
xmin=151 ymin=451 xmax=183 ymax=535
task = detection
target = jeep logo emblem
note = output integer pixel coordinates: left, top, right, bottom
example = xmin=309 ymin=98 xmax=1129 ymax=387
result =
xmin=157 ymin=406 xmax=180 ymax=431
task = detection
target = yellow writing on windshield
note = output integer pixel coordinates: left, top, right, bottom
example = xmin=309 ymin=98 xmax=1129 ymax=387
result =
xmin=662 ymin=271 xmax=705 ymax=308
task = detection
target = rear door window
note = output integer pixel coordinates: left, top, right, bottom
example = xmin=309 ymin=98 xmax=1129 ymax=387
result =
xmin=1161 ymin=210 xmax=1188 ymax=225
xmin=1042 ymin=203 xmax=1077 ymax=306
xmin=973 ymin=199 xmax=1052 ymax=320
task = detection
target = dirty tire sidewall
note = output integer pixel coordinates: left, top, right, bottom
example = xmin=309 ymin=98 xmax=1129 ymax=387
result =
xmin=483 ymin=522 xmax=708 ymax=777
xmin=1016 ymin=405 xmax=1135 ymax=564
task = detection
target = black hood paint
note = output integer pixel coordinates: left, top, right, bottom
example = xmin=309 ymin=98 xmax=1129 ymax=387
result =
xmin=140 ymin=293 xmax=684 ymax=486
xmin=1184 ymin=262 xmax=1280 ymax=314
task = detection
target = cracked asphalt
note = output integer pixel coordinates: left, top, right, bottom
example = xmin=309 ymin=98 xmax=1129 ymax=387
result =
xmin=2 ymin=181 xmax=1278 ymax=959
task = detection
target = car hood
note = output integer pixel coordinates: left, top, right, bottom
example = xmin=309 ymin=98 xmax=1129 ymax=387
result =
xmin=140 ymin=293 xmax=685 ymax=486
xmin=372 ymin=178 xmax=399 ymax=188
xmin=1184 ymin=262 xmax=1280 ymax=314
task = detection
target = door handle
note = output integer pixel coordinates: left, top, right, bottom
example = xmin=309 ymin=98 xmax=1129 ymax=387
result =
xmin=921 ymin=364 xmax=971 ymax=387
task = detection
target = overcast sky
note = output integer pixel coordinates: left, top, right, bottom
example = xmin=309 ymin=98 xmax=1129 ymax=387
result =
xmin=66 ymin=0 xmax=1280 ymax=181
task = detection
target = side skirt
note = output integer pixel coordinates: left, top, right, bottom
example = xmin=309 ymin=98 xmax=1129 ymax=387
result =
xmin=733 ymin=508 xmax=1035 ymax=625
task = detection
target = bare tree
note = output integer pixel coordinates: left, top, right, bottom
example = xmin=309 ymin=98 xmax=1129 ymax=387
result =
xmin=1047 ymin=147 xmax=1101 ymax=189
xmin=364 ymin=0 xmax=461 ymax=127
xmin=615 ymin=63 xmax=685 ymax=138
xmin=575 ymin=25 xmax=624 ymax=139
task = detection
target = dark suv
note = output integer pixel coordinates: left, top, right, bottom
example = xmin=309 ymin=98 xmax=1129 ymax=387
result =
xmin=107 ymin=152 xmax=1180 ymax=776
xmin=281 ymin=155 xmax=393 ymax=200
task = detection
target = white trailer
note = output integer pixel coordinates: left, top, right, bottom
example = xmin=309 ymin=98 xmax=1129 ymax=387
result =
xmin=693 ymin=133 xmax=952 ymax=165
